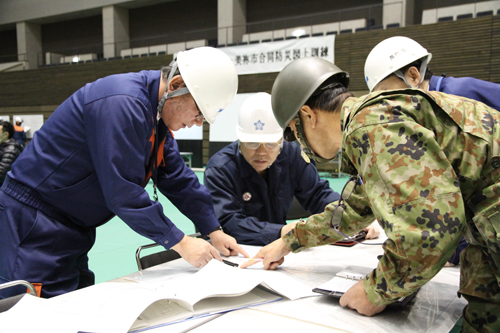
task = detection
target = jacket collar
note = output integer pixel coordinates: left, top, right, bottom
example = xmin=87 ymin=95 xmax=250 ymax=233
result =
xmin=146 ymin=70 xmax=161 ymax=119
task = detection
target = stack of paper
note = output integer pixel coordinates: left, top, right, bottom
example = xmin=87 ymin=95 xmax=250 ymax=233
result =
xmin=0 ymin=259 xmax=316 ymax=333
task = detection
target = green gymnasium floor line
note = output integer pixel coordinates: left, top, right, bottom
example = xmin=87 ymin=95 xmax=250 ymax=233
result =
xmin=88 ymin=171 xmax=350 ymax=284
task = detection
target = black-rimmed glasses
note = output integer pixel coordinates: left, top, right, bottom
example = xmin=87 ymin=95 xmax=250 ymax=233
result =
xmin=329 ymin=175 xmax=362 ymax=229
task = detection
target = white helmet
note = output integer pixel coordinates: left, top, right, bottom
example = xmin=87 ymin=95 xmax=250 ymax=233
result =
xmin=236 ymin=93 xmax=283 ymax=143
xmin=15 ymin=117 xmax=23 ymax=124
xmin=364 ymin=36 xmax=432 ymax=91
xmin=157 ymin=47 xmax=238 ymax=125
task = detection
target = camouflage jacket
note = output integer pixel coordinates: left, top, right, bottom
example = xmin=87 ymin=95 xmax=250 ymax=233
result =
xmin=282 ymin=88 xmax=500 ymax=305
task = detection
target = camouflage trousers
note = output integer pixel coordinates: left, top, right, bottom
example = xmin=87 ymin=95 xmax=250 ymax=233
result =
xmin=460 ymin=245 xmax=500 ymax=333
xmin=461 ymin=294 xmax=500 ymax=333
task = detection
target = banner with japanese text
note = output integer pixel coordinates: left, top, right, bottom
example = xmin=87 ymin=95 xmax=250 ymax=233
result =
xmin=219 ymin=35 xmax=335 ymax=75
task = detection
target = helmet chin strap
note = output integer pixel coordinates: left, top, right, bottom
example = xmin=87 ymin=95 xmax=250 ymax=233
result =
xmin=393 ymin=58 xmax=429 ymax=89
xmin=157 ymin=60 xmax=191 ymax=116
xmin=293 ymin=113 xmax=335 ymax=164
xmin=152 ymin=60 xmax=191 ymax=202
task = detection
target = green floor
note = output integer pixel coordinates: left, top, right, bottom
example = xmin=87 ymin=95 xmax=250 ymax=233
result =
xmin=88 ymin=172 xmax=350 ymax=283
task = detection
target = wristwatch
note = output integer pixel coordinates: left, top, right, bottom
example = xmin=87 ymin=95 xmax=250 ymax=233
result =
xmin=208 ymin=226 xmax=222 ymax=235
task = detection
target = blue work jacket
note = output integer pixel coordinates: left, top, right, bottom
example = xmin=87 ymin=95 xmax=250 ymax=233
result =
xmin=7 ymin=70 xmax=219 ymax=248
xmin=204 ymin=141 xmax=340 ymax=245
xmin=429 ymin=75 xmax=500 ymax=111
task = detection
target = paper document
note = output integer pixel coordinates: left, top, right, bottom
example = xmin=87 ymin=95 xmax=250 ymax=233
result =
xmin=149 ymin=259 xmax=316 ymax=310
xmin=130 ymin=287 xmax=278 ymax=331
xmin=1 ymin=259 xmax=315 ymax=333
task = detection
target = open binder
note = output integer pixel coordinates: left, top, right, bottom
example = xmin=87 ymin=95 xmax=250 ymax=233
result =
xmin=312 ymin=265 xmax=418 ymax=308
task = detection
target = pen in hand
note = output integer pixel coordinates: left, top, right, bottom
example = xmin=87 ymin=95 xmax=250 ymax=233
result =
xmin=222 ymin=259 xmax=239 ymax=267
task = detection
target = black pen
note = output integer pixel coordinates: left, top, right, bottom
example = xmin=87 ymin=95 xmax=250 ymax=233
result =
xmin=222 ymin=259 xmax=239 ymax=267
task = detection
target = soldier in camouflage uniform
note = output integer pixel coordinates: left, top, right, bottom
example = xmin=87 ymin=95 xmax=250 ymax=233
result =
xmin=241 ymin=57 xmax=500 ymax=333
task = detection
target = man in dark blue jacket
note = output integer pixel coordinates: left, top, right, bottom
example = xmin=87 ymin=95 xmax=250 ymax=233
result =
xmin=427 ymin=74 xmax=500 ymax=112
xmin=0 ymin=47 xmax=247 ymax=299
xmin=205 ymin=93 xmax=379 ymax=245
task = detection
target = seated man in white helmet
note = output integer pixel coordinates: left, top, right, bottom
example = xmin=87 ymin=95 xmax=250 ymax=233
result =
xmin=364 ymin=36 xmax=500 ymax=267
xmin=0 ymin=47 xmax=248 ymax=299
xmin=204 ymin=92 xmax=379 ymax=245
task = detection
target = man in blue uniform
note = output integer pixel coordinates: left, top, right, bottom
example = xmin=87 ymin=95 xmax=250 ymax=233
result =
xmin=0 ymin=47 xmax=247 ymax=299
xmin=204 ymin=93 xmax=379 ymax=245
xmin=428 ymin=75 xmax=500 ymax=111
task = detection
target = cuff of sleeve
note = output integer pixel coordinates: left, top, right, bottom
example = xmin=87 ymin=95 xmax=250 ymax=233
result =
xmin=363 ymin=275 xmax=394 ymax=306
xmin=194 ymin=211 xmax=220 ymax=236
xmin=282 ymin=232 xmax=306 ymax=253
xmin=159 ymin=225 xmax=185 ymax=249
xmin=260 ymin=223 xmax=283 ymax=245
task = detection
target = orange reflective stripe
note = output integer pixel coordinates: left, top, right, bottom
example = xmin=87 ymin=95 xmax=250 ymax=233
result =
xmin=26 ymin=283 xmax=42 ymax=297
xmin=142 ymin=123 xmax=167 ymax=186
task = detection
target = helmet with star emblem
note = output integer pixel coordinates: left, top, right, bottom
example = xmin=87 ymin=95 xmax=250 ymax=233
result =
xmin=236 ymin=93 xmax=283 ymax=143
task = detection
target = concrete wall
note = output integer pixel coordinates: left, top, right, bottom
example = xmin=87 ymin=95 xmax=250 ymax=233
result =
xmin=128 ymin=0 xmax=217 ymax=47
xmin=0 ymin=1 xmax=149 ymax=25
xmin=246 ymin=0 xmax=382 ymax=31
xmin=42 ymin=16 xmax=103 ymax=55
xmin=0 ymin=0 xmax=493 ymax=67
xmin=0 ymin=30 xmax=17 ymax=61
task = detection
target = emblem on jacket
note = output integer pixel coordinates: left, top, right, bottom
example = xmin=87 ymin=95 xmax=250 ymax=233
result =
xmin=301 ymin=150 xmax=310 ymax=163
xmin=243 ymin=192 xmax=252 ymax=201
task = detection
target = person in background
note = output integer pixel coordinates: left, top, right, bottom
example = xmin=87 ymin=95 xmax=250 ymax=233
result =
xmin=13 ymin=117 xmax=27 ymax=148
xmin=204 ymin=92 xmax=379 ymax=245
xmin=243 ymin=57 xmax=500 ymax=333
xmin=0 ymin=47 xmax=248 ymax=299
xmin=0 ymin=121 xmax=23 ymax=185
xmin=364 ymin=36 xmax=499 ymax=267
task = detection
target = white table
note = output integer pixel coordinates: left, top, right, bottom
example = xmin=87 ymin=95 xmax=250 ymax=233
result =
xmin=120 ymin=231 xmax=465 ymax=333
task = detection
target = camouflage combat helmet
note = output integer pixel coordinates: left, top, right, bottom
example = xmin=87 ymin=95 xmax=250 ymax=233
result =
xmin=270 ymin=57 xmax=349 ymax=163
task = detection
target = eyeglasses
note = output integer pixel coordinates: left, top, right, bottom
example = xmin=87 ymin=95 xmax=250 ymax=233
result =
xmin=329 ymin=175 xmax=362 ymax=229
xmin=243 ymin=141 xmax=282 ymax=151
xmin=194 ymin=102 xmax=204 ymax=121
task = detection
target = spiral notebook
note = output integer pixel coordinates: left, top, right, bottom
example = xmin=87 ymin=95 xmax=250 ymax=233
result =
xmin=312 ymin=265 xmax=418 ymax=308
